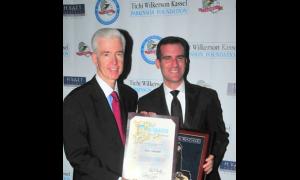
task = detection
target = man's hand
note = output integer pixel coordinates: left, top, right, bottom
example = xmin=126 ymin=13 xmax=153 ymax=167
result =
xmin=140 ymin=111 xmax=157 ymax=116
xmin=203 ymin=154 xmax=214 ymax=174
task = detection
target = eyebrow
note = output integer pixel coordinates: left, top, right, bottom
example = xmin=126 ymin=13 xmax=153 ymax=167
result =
xmin=100 ymin=50 xmax=124 ymax=54
xmin=176 ymin=55 xmax=185 ymax=58
xmin=161 ymin=55 xmax=185 ymax=58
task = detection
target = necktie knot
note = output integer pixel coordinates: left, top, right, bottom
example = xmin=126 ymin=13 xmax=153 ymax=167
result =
xmin=111 ymin=91 xmax=119 ymax=102
xmin=170 ymin=90 xmax=180 ymax=97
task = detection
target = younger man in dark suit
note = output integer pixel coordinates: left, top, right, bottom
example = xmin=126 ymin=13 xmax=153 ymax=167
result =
xmin=63 ymin=28 xmax=138 ymax=180
xmin=138 ymin=36 xmax=229 ymax=180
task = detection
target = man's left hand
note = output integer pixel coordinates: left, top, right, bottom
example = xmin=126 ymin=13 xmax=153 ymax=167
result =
xmin=203 ymin=154 xmax=214 ymax=174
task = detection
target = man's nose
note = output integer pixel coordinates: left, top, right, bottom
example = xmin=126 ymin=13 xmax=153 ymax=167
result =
xmin=112 ymin=55 xmax=118 ymax=64
xmin=171 ymin=58 xmax=179 ymax=67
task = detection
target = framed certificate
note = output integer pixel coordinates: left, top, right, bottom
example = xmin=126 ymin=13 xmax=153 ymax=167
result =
xmin=175 ymin=130 xmax=210 ymax=180
xmin=122 ymin=113 xmax=179 ymax=180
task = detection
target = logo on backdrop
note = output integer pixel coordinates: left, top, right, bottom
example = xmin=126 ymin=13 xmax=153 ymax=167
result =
xmin=63 ymin=44 xmax=70 ymax=57
xmin=141 ymin=35 xmax=162 ymax=64
xmin=95 ymin=0 xmax=120 ymax=25
xmin=63 ymin=4 xmax=85 ymax=16
xmin=76 ymin=42 xmax=93 ymax=57
xmin=125 ymin=79 xmax=161 ymax=97
xmin=220 ymin=160 xmax=236 ymax=172
xmin=196 ymin=80 xmax=211 ymax=88
xmin=63 ymin=172 xmax=71 ymax=180
xmin=130 ymin=0 xmax=188 ymax=17
xmin=63 ymin=175 xmax=71 ymax=180
xmin=64 ymin=76 xmax=86 ymax=86
xmin=198 ymin=0 xmax=223 ymax=13
xmin=227 ymin=82 xmax=236 ymax=96
xmin=190 ymin=42 xmax=236 ymax=59
xmin=225 ymin=124 xmax=234 ymax=142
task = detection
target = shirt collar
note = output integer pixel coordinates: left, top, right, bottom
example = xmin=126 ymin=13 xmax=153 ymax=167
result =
xmin=163 ymin=81 xmax=185 ymax=95
xmin=95 ymin=74 xmax=119 ymax=98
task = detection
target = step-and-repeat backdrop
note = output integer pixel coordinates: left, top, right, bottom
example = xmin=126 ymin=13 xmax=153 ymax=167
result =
xmin=63 ymin=0 xmax=236 ymax=179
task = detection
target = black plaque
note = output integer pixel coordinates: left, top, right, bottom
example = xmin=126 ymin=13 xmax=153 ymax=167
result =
xmin=175 ymin=130 xmax=210 ymax=180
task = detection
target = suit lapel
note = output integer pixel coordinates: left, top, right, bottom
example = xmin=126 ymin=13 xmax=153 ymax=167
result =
xmin=90 ymin=77 xmax=124 ymax=146
xmin=184 ymin=81 xmax=196 ymax=129
xmin=158 ymin=85 xmax=170 ymax=115
xmin=116 ymin=83 xmax=128 ymax=134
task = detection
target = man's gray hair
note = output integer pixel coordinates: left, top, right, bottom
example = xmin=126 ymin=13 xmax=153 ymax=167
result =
xmin=91 ymin=28 xmax=126 ymax=52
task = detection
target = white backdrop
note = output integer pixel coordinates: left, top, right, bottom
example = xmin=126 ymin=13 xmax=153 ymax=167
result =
xmin=63 ymin=0 xmax=236 ymax=179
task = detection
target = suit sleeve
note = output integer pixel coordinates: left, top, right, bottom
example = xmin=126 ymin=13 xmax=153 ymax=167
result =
xmin=137 ymin=98 xmax=145 ymax=113
xmin=206 ymin=90 xmax=229 ymax=168
xmin=128 ymin=90 xmax=138 ymax=112
xmin=63 ymin=97 xmax=119 ymax=180
xmin=137 ymin=96 xmax=152 ymax=113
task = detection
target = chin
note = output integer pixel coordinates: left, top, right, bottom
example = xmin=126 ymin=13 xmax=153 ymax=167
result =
xmin=110 ymin=73 xmax=121 ymax=79
xmin=170 ymin=76 xmax=183 ymax=82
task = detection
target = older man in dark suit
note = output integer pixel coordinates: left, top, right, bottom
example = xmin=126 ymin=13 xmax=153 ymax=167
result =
xmin=63 ymin=28 xmax=137 ymax=180
xmin=138 ymin=36 xmax=229 ymax=180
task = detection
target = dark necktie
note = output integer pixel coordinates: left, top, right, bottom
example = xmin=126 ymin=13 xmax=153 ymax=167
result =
xmin=111 ymin=91 xmax=125 ymax=145
xmin=170 ymin=90 xmax=183 ymax=128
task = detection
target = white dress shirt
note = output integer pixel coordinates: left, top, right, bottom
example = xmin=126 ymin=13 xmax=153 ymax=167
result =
xmin=163 ymin=81 xmax=186 ymax=123
xmin=95 ymin=74 xmax=119 ymax=110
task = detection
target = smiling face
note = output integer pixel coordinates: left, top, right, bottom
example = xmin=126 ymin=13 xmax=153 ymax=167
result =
xmin=92 ymin=36 xmax=124 ymax=88
xmin=156 ymin=43 xmax=187 ymax=90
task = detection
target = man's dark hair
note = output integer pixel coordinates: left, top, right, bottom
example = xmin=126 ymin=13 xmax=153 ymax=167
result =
xmin=156 ymin=36 xmax=190 ymax=79
xmin=156 ymin=36 xmax=190 ymax=60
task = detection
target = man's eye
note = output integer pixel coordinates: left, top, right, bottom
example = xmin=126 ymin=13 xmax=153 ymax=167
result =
xmin=177 ymin=57 xmax=185 ymax=61
xmin=162 ymin=57 xmax=171 ymax=61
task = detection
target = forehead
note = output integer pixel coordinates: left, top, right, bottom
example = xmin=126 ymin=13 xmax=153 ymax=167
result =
xmin=97 ymin=37 xmax=123 ymax=50
xmin=160 ymin=43 xmax=184 ymax=55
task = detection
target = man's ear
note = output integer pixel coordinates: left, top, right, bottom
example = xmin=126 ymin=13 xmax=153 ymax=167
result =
xmin=155 ymin=59 xmax=160 ymax=69
xmin=91 ymin=53 xmax=98 ymax=66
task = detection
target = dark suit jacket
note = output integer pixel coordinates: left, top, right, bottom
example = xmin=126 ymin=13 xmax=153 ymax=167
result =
xmin=63 ymin=76 xmax=138 ymax=180
xmin=138 ymin=81 xmax=229 ymax=180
